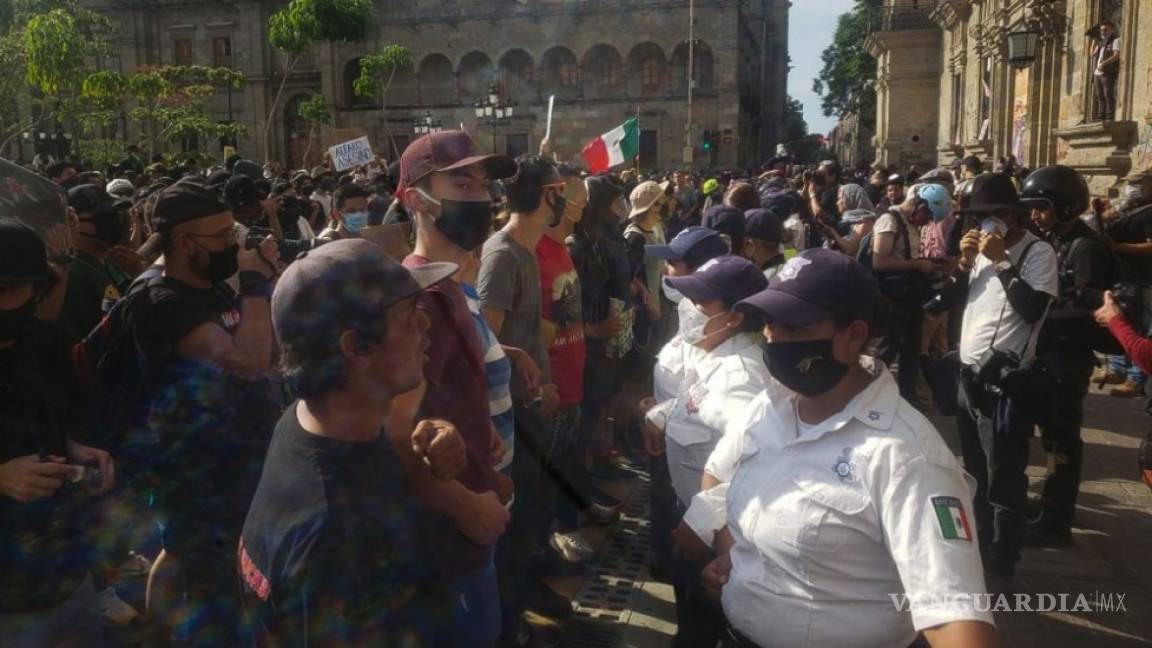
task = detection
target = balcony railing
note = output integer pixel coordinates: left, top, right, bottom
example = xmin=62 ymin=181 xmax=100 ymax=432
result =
xmin=870 ymin=2 xmax=939 ymax=33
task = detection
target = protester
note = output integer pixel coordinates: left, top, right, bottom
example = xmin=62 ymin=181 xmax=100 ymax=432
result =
xmin=57 ymin=184 xmax=132 ymax=340
xmin=317 ymin=184 xmax=371 ymax=241
xmin=742 ymin=208 xmax=787 ymax=278
xmin=395 ymin=130 xmax=515 ymax=646
xmin=239 ymin=240 xmax=463 ymax=645
xmin=0 ymin=218 xmax=114 ymax=645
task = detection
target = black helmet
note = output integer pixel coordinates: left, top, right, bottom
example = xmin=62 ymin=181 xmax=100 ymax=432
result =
xmin=0 ymin=218 xmax=51 ymax=283
xmin=1021 ymin=165 xmax=1089 ymax=223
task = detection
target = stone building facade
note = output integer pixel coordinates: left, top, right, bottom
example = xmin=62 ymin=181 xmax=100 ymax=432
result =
xmin=82 ymin=0 xmax=790 ymax=172
xmin=866 ymin=0 xmax=1152 ymax=196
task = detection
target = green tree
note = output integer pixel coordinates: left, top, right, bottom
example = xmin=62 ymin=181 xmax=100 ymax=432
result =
xmin=353 ymin=45 xmax=413 ymax=159
xmin=265 ymin=0 xmax=372 ymax=162
xmin=296 ymin=93 xmax=331 ymax=169
xmin=0 ymin=0 xmax=112 ymax=151
xmin=812 ymin=0 xmax=882 ymax=132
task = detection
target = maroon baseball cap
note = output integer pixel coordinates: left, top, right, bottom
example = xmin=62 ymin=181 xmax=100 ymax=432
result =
xmin=397 ymin=130 xmax=516 ymax=196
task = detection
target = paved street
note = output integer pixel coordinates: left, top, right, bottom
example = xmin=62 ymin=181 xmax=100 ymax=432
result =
xmin=557 ymin=385 xmax=1152 ymax=648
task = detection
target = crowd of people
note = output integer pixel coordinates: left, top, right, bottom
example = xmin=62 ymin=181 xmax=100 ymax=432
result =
xmin=2 ymin=130 xmax=1152 ymax=647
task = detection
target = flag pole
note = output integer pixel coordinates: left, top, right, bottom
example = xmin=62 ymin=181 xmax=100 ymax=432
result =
xmin=634 ymin=103 xmax=641 ymax=175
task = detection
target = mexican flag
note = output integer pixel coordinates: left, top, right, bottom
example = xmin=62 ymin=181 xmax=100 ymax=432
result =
xmin=931 ymin=496 xmax=973 ymax=541
xmin=581 ymin=118 xmax=639 ymax=173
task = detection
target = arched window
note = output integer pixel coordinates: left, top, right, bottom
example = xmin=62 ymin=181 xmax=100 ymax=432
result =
xmin=627 ymin=43 xmax=666 ymax=97
xmin=541 ymin=47 xmax=580 ymax=99
xmin=499 ymin=49 xmax=536 ymax=102
xmin=671 ymin=40 xmax=715 ymax=93
xmin=419 ymin=54 xmax=457 ymax=105
xmin=583 ymin=45 xmax=624 ymax=99
xmin=458 ymin=51 xmax=495 ymax=103
xmin=343 ymin=58 xmax=378 ymax=107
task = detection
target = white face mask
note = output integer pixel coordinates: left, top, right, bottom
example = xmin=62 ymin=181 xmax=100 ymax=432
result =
xmin=663 ymin=278 xmax=685 ymax=304
xmin=980 ymin=216 xmax=1008 ymax=236
xmin=681 ymin=307 xmax=728 ymax=347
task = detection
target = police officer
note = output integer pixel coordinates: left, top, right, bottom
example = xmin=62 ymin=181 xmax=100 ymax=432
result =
xmin=1023 ymin=165 xmax=1113 ymax=545
xmin=645 ymin=255 xmax=769 ymax=648
xmin=687 ymin=249 xmax=997 ymax=648
xmin=0 ymin=218 xmax=115 ymax=643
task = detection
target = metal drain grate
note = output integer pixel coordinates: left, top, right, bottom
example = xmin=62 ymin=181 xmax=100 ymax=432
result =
xmin=560 ymin=473 xmax=653 ymax=648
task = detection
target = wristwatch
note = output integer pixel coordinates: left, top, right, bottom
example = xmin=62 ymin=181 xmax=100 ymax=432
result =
xmin=993 ymin=259 xmax=1013 ymax=274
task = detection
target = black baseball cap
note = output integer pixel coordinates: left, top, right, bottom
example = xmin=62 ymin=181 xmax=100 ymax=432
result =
xmin=153 ymin=177 xmax=231 ymax=233
xmin=272 ymin=239 xmax=456 ymax=349
xmin=645 ymin=226 xmax=729 ymax=269
xmin=956 ymin=172 xmax=1026 ymax=214
xmin=67 ymin=184 xmax=119 ymax=215
xmin=744 ymin=208 xmax=783 ymax=244
xmin=738 ymin=248 xmax=881 ymax=328
xmin=664 ymin=255 xmax=768 ymax=307
xmin=225 ymin=175 xmax=262 ymax=210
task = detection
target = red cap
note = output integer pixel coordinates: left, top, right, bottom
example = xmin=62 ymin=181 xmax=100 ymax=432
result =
xmin=397 ymin=130 xmax=516 ymax=197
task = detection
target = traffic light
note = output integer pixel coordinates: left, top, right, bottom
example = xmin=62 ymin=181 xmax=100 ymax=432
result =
xmin=702 ymin=129 xmax=714 ymax=151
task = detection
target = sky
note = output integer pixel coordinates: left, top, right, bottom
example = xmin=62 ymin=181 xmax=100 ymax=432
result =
xmin=789 ymin=0 xmax=856 ymax=137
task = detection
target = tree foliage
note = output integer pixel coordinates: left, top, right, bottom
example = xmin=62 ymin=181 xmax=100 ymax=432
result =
xmin=353 ymin=45 xmax=412 ymax=163
xmin=296 ymin=94 xmax=330 ymax=168
xmin=264 ymin=0 xmax=372 ymax=161
xmin=812 ymin=0 xmax=881 ymax=131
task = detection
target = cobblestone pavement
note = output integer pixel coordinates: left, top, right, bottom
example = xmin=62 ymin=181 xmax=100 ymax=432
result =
xmin=559 ymin=387 xmax=1152 ymax=648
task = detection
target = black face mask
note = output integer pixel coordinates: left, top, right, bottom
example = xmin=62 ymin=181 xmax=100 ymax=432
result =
xmin=546 ymin=190 xmax=568 ymax=228
xmin=0 ymin=298 xmax=37 ymax=342
xmin=81 ymin=209 xmax=125 ymax=246
xmin=197 ymin=242 xmax=240 ymax=281
xmin=761 ymin=338 xmax=851 ymax=397
xmin=420 ymin=190 xmax=492 ymax=252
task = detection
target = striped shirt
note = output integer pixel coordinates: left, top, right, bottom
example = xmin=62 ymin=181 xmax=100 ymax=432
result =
xmin=462 ymin=283 xmax=515 ymax=475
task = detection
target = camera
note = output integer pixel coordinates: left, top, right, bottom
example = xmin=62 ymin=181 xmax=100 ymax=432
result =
xmin=1076 ymin=282 xmax=1142 ymax=323
xmin=975 ymin=348 xmax=1021 ymax=394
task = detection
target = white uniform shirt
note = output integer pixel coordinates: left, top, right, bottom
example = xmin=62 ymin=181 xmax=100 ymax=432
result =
xmin=646 ymin=298 xmax=705 ymax=430
xmin=958 ymin=232 xmax=1057 ymax=367
xmin=703 ymin=360 xmax=992 ymax=648
xmin=663 ymin=332 xmax=770 ymax=506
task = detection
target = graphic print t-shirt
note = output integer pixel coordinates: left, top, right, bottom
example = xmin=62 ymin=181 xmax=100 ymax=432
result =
xmin=537 ymin=235 xmax=586 ymax=408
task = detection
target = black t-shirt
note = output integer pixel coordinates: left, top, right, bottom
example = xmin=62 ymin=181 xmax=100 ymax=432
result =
xmin=0 ymin=321 xmax=91 ymax=612
xmin=1044 ymin=222 xmax=1116 ymax=348
xmin=239 ymin=404 xmax=447 ymax=646
xmin=133 ymin=272 xmax=241 ymax=366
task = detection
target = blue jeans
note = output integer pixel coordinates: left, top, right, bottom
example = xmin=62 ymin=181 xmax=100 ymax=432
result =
xmin=1107 ymin=354 xmax=1147 ymax=384
xmin=445 ymin=552 xmax=501 ymax=648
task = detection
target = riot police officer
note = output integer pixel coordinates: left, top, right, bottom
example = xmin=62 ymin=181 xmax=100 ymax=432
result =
xmin=1023 ymin=165 xmax=1113 ymax=545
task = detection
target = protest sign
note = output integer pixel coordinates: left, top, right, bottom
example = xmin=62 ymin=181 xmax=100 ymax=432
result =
xmin=328 ymin=136 xmax=374 ymax=172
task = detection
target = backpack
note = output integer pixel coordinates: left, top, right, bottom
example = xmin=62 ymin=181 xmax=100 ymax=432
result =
xmin=72 ymin=276 xmax=162 ymax=453
xmin=856 ymin=212 xmax=920 ymax=301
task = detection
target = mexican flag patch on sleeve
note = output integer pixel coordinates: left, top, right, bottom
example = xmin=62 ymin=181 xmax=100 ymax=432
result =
xmin=931 ymin=496 xmax=973 ymax=541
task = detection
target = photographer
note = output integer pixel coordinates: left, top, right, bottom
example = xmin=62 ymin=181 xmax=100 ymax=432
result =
xmin=955 ymin=173 xmax=1058 ymax=587
xmin=1023 ymin=165 xmax=1113 ymax=546
xmin=0 ymin=219 xmax=114 ymax=644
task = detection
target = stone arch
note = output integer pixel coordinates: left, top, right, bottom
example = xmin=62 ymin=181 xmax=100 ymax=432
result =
xmin=540 ymin=46 xmax=581 ymax=99
xmin=387 ymin=59 xmax=419 ymax=107
xmin=458 ymin=51 xmax=495 ymax=104
xmin=582 ymin=44 xmax=624 ymax=100
xmin=343 ymin=58 xmax=378 ymax=107
xmin=670 ymin=40 xmax=715 ymax=93
xmin=626 ymin=42 xmax=666 ymax=97
xmin=498 ymin=49 xmax=536 ymax=102
xmin=418 ymin=53 xmax=457 ymax=105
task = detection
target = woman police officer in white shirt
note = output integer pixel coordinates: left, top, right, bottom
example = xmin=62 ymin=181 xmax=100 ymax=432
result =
xmin=643 ymin=254 xmax=772 ymax=647
xmin=685 ymin=249 xmax=998 ymax=648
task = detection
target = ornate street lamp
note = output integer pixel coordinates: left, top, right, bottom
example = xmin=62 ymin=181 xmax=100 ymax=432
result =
xmin=413 ymin=110 xmax=442 ymax=136
xmin=1006 ymin=27 xmax=1041 ymax=68
xmin=475 ymin=83 xmax=516 ymax=152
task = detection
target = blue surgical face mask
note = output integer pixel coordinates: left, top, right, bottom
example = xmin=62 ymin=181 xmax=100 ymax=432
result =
xmin=343 ymin=211 xmax=369 ymax=233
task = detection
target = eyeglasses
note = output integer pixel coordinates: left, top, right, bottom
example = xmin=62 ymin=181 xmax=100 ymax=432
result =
xmin=183 ymin=223 xmax=244 ymax=245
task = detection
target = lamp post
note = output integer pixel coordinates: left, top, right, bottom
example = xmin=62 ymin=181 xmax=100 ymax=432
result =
xmin=474 ymin=83 xmax=515 ymax=153
xmin=413 ymin=110 xmax=443 ymax=136
xmin=1006 ymin=26 xmax=1041 ymax=68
